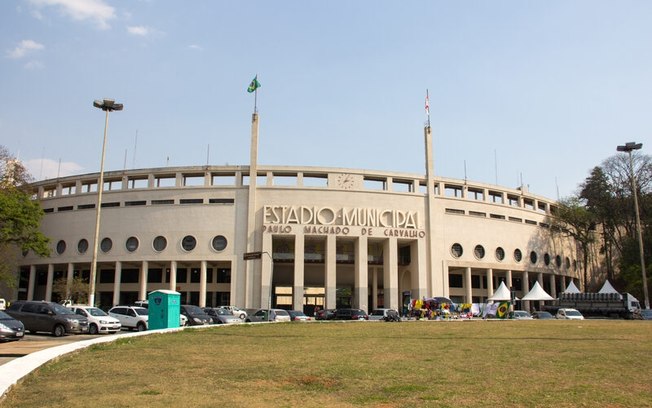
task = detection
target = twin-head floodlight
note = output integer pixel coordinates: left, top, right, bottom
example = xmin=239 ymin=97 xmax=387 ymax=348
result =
xmin=93 ymin=99 xmax=124 ymax=112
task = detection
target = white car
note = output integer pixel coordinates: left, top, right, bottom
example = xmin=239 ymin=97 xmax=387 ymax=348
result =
xmin=219 ymin=305 xmax=247 ymax=320
xmin=556 ymin=308 xmax=584 ymax=320
xmin=109 ymin=306 xmax=149 ymax=331
xmin=69 ymin=305 xmax=122 ymax=334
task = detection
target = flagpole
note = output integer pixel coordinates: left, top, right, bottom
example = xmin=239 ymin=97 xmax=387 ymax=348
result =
xmin=426 ymin=89 xmax=430 ymax=128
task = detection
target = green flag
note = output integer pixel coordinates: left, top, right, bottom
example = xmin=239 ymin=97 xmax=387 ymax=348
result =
xmin=247 ymin=76 xmax=261 ymax=93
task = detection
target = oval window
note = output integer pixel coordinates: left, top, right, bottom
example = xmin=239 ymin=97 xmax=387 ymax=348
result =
xmin=56 ymin=240 xmax=66 ymax=255
xmin=100 ymin=237 xmax=113 ymax=253
xmin=495 ymin=247 xmax=505 ymax=261
xmin=474 ymin=245 xmax=485 ymax=259
xmin=78 ymin=239 xmax=89 ymax=254
xmin=451 ymin=243 xmax=463 ymax=258
xmin=126 ymin=236 xmax=139 ymax=252
xmin=514 ymin=249 xmax=522 ymax=262
xmin=212 ymin=235 xmax=227 ymax=251
xmin=182 ymin=235 xmax=197 ymax=251
xmin=153 ymin=236 xmax=167 ymax=252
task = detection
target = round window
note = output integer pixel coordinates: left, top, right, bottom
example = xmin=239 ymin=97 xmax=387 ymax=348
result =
xmin=153 ymin=236 xmax=167 ymax=252
xmin=56 ymin=240 xmax=66 ymax=255
xmin=100 ymin=237 xmax=113 ymax=253
xmin=211 ymin=235 xmax=228 ymax=251
xmin=495 ymin=247 xmax=505 ymax=261
xmin=126 ymin=236 xmax=139 ymax=252
xmin=530 ymin=251 xmax=538 ymax=264
xmin=544 ymin=253 xmax=551 ymax=266
xmin=555 ymin=255 xmax=562 ymax=268
xmin=514 ymin=249 xmax=522 ymax=262
xmin=474 ymin=245 xmax=485 ymax=259
xmin=78 ymin=239 xmax=88 ymax=254
xmin=566 ymin=257 xmax=571 ymax=269
xmin=451 ymin=243 xmax=463 ymax=258
xmin=182 ymin=235 xmax=197 ymax=251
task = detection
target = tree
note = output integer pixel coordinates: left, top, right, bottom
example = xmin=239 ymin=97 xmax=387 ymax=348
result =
xmin=52 ymin=276 xmax=89 ymax=304
xmin=548 ymin=196 xmax=598 ymax=291
xmin=0 ymin=146 xmax=50 ymax=287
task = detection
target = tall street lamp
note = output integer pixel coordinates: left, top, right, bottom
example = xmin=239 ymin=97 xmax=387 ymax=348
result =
xmin=616 ymin=142 xmax=649 ymax=310
xmin=89 ymin=99 xmax=123 ymax=306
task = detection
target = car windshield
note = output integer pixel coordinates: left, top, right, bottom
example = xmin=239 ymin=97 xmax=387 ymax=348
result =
xmin=0 ymin=311 xmax=13 ymax=319
xmin=371 ymin=310 xmax=384 ymax=316
xmin=566 ymin=310 xmax=582 ymax=316
xmin=51 ymin=303 xmax=74 ymax=315
xmin=87 ymin=307 xmax=108 ymax=316
xmin=185 ymin=305 xmax=204 ymax=314
xmin=275 ymin=310 xmax=289 ymax=316
xmin=353 ymin=310 xmax=365 ymax=314
xmin=216 ymin=309 xmax=230 ymax=315
xmin=134 ymin=307 xmax=148 ymax=316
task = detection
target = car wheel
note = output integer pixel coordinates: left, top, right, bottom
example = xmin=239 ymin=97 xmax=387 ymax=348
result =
xmin=240 ymin=313 xmax=245 ymax=319
xmin=89 ymin=324 xmax=99 ymax=335
xmin=136 ymin=322 xmax=146 ymax=331
xmin=53 ymin=324 xmax=65 ymax=337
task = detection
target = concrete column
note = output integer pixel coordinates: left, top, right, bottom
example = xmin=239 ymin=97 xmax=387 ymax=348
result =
xmin=354 ymin=235 xmax=368 ymax=312
xmin=45 ymin=264 xmax=54 ymax=302
xmin=522 ymin=270 xmax=530 ymax=310
xmin=325 ymin=235 xmax=336 ymax=309
xmin=293 ymin=234 xmax=305 ymax=311
xmin=561 ymin=275 xmax=567 ymax=292
xmin=486 ymin=268 xmax=494 ymax=301
xmin=199 ymin=261 xmax=207 ymax=308
xmin=113 ymin=261 xmax=122 ymax=306
xmin=169 ymin=261 xmax=177 ymax=291
xmin=411 ymin=239 xmax=427 ymax=299
xmin=66 ymin=263 xmax=74 ymax=299
xmin=549 ymin=274 xmax=557 ymax=299
xmin=139 ymin=261 xmax=147 ymax=301
xmin=372 ymin=268 xmax=378 ymax=309
xmin=506 ymin=270 xmax=513 ymax=289
xmin=383 ymin=237 xmax=399 ymax=310
xmin=464 ymin=267 xmax=472 ymax=303
xmin=27 ymin=265 xmax=36 ymax=300
xmin=537 ymin=272 xmax=544 ymax=286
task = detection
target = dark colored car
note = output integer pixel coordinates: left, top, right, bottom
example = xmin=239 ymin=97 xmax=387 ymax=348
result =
xmin=180 ymin=305 xmax=212 ymax=326
xmin=334 ymin=308 xmax=368 ymax=320
xmin=288 ymin=310 xmax=311 ymax=321
xmin=532 ymin=311 xmax=555 ymax=320
xmin=0 ymin=310 xmax=25 ymax=342
xmin=315 ymin=309 xmax=336 ymax=320
xmin=5 ymin=300 xmax=89 ymax=337
xmin=202 ymin=307 xmax=242 ymax=324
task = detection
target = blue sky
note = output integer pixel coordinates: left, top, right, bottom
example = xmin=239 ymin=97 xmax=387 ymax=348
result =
xmin=1 ymin=1 xmax=651 ymax=200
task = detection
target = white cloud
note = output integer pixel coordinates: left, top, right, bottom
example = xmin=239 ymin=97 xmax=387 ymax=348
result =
xmin=127 ymin=25 xmax=149 ymax=36
xmin=188 ymin=44 xmax=203 ymax=51
xmin=28 ymin=0 xmax=116 ymax=30
xmin=7 ymin=39 xmax=44 ymax=59
xmin=25 ymin=158 xmax=84 ymax=180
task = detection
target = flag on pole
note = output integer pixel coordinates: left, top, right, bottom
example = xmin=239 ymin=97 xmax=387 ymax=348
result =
xmin=425 ymin=91 xmax=430 ymax=115
xmin=247 ymin=76 xmax=261 ymax=93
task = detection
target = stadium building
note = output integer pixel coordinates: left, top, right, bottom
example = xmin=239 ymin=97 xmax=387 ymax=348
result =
xmin=10 ymin=115 xmax=580 ymax=313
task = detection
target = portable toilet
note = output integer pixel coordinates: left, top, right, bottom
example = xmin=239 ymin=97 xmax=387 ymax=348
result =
xmin=148 ymin=289 xmax=181 ymax=330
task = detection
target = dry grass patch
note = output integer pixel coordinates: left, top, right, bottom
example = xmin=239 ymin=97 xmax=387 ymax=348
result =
xmin=2 ymin=320 xmax=651 ymax=407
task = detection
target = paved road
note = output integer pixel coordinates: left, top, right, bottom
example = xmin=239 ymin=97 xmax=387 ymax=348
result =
xmin=0 ymin=333 xmax=103 ymax=365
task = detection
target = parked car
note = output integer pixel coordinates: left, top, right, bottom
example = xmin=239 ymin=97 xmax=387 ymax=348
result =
xmin=219 ymin=305 xmax=248 ymax=320
xmin=556 ymin=308 xmax=584 ymax=320
xmin=0 ymin=310 xmax=25 ymax=342
xmin=315 ymin=309 xmax=336 ymax=320
xmin=180 ymin=305 xmax=212 ymax=326
xmin=369 ymin=309 xmax=396 ymax=321
xmin=509 ymin=310 xmax=533 ymax=320
xmin=108 ymin=305 xmax=149 ymax=331
xmin=5 ymin=300 xmax=89 ymax=337
xmin=532 ymin=311 xmax=555 ymax=320
xmin=245 ymin=309 xmax=291 ymax=322
xmin=69 ymin=305 xmax=122 ymax=334
xmin=640 ymin=309 xmax=652 ymax=320
xmin=0 ymin=298 xmax=6 ymax=310
xmin=203 ymin=307 xmax=242 ymax=325
xmin=334 ymin=308 xmax=368 ymax=320
xmin=288 ymin=310 xmax=311 ymax=321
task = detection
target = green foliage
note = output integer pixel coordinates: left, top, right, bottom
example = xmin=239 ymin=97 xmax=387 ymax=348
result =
xmin=0 ymin=146 xmax=50 ymax=287
xmin=52 ymin=276 xmax=89 ymax=304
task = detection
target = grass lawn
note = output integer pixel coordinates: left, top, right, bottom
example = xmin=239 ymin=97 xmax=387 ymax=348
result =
xmin=2 ymin=320 xmax=651 ymax=408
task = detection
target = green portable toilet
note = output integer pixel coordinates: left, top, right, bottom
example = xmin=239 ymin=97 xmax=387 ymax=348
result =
xmin=148 ymin=289 xmax=181 ymax=330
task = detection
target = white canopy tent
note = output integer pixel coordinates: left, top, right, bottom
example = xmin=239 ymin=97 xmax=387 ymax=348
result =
xmin=488 ymin=281 xmax=513 ymax=301
xmin=521 ymin=281 xmax=554 ymax=301
xmin=598 ymin=280 xmax=622 ymax=299
xmin=563 ymin=280 xmax=581 ymax=294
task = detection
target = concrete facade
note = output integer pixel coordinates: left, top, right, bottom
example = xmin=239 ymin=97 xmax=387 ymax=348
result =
xmin=12 ymin=162 xmax=580 ymax=313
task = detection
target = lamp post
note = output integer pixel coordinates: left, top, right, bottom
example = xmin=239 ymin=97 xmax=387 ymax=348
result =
xmin=89 ymin=99 xmax=123 ymax=307
xmin=616 ymin=142 xmax=649 ymax=310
